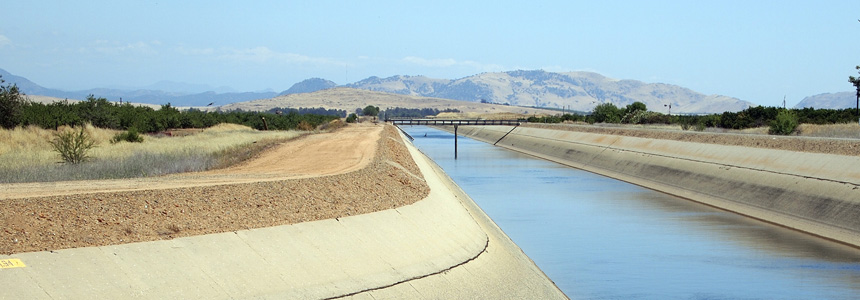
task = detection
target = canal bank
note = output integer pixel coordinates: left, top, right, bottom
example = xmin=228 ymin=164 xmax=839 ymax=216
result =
xmin=0 ymin=126 xmax=565 ymax=299
xmin=441 ymin=125 xmax=860 ymax=248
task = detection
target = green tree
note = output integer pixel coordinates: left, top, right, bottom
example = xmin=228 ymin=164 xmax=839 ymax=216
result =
xmin=624 ymin=101 xmax=647 ymax=114
xmin=0 ymin=76 xmax=26 ymax=129
xmin=849 ymin=65 xmax=860 ymax=118
xmin=592 ymin=103 xmax=622 ymax=123
xmin=362 ymin=105 xmax=380 ymax=117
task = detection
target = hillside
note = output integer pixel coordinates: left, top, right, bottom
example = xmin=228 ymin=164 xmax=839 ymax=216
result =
xmin=278 ymin=78 xmax=337 ymax=96
xmin=346 ymin=70 xmax=755 ymax=114
xmin=795 ymin=91 xmax=857 ymax=109
xmin=216 ymin=87 xmax=559 ymax=116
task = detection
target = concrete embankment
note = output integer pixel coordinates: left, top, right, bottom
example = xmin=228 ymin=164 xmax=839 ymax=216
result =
xmin=0 ymin=129 xmax=565 ymax=299
xmin=444 ymin=125 xmax=860 ymax=248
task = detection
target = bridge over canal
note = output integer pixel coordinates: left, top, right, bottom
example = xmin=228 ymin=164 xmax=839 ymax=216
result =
xmin=386 ymin=118 xmax=526 ymax=159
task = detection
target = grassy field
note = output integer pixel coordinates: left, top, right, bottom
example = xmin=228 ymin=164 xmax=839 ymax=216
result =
xmin=0 ymin=123 xmax=306 ymax=183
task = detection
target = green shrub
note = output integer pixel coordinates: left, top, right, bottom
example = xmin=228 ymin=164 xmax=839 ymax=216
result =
xmin=346 ymin=113 xmax=358 ymax=123
xmin=769 ymin=109 xmax=799 ymax=135
xmin=111 ymin=128 xmax=144 ymax=143
xmin=50 ymin=127 xmax=96 ymax=164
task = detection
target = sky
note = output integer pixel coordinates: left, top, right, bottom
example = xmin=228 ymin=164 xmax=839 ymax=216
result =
xmin=1 ymin=0 xmax=858 ymax=107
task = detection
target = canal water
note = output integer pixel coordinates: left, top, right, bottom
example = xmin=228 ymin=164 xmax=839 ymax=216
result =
xmin=401 ymin=126 xmax=860 ymax=299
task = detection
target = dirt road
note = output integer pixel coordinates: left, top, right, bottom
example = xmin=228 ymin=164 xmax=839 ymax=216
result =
xmin=1 ymin=125 xmax=381 ymax=200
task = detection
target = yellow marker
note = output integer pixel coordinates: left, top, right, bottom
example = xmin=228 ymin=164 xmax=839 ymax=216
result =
xmin=0 ymin=259 xmax=25 ymax=269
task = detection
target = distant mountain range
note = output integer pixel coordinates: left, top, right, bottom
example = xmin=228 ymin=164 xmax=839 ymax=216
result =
xmin=0 ymin=68 xmax=277 ymax=107
xmin=344 ymin=70 xmax=753 ymax=114
xmin=11 ymin=67 xmax=855 ymax=114
xmin=794 ymin=91 xmax=857 ymax=109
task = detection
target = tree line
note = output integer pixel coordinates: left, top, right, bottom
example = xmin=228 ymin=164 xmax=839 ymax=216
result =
xmin=266 ymin=107 xmax=347 ymax=117
xmin=527 ymin=102 xmax=858 ymax=135
xmin=379 ymin=107 xmax=461 ymax=119
xmin=1 ymin=89 xmax=340 ymax=133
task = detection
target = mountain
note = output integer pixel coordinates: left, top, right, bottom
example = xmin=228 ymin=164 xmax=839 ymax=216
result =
xmin=0 ymin=68 xmax=63 ymax=96
xmin=794 ymin=91 xmax=857 ymax=109
xmin=3 ymin=67 xmax=756 ymax=113
xmin=279 ymin=78 xmax=337 ymax=96
xmin=0 ymin=68 xmax=275 ymax=107
xmin=346 ymin=70 xmax=754 ymax=114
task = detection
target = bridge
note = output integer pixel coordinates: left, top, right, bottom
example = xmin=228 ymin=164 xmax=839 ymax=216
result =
xmin=385 ymin=118 xmax=526 ymax=159
xmin=385 ymin=118 xmax=525 ymax=126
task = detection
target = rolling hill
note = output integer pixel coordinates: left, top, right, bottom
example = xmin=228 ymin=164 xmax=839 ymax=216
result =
xmin=346 ymin=70 xmax=755 ymax=114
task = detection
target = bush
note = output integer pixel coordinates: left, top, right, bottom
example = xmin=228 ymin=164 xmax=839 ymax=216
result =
xmin=346 ymin=113 xmax=358 ymax=123
xmin=769 ymin=109 xmax=799 ymax=135
xmin=111 ymin=128 xmax=144 ymax=143
xmin=297 ymin=121 xmax=314 ymax=131
xmin=318 ymin=119 xmax=347 ymax=131
xmin=50 ymin=127 xmax=96 ymax=164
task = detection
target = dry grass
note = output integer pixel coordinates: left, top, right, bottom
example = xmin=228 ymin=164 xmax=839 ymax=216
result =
xmin=215 ymin=87 xmax=559 ymax=116
xmin=796 ymin=123 xmax=860 ymax=138
xmin=0 ymin=123 xmax=307 ymax=183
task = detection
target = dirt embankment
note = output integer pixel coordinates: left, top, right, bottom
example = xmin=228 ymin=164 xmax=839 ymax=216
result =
xmin=1 ymin=124 xmax=429 ymax=255
xmin=524 ymin=123 xmax=860 ymax=156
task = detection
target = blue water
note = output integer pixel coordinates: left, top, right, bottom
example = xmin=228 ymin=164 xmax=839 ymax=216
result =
xmin=403 ymin=126 xmax=860 ymax=299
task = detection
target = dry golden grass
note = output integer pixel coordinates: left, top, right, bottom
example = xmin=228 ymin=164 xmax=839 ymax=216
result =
xmin=215 ymin=87 xmax=559 ymax=116
xmin=0 ymin=124 xmax=120 ymax=169
xmin=0 ymin=124 xmax=306 ymax=177
xmin=797 ymin=123 xmax=860 ymax=138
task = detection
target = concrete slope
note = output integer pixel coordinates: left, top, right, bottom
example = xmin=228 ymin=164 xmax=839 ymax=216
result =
xmin=341 ymin=130 xmax=568 ymax=299
xmin=448 ymin=125 xmax=860 ymax=248
xmin=0 ymin=128 xmax=565 ymax=299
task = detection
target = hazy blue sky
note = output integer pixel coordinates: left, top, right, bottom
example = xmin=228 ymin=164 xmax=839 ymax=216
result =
xmin=1 ymin=1 xmax=858 ymax=106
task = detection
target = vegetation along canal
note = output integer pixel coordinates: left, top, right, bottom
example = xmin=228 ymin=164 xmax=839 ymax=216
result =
xmin=402 ymin=126 xmax=860 ymax=299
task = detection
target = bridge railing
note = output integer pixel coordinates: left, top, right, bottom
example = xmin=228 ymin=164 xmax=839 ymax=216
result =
xmin=385 ymin=118 xmax=526 ymax=126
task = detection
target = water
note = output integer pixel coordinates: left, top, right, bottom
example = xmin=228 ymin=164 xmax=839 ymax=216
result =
xmin=402 ymin=126 xmax=860 ymax=299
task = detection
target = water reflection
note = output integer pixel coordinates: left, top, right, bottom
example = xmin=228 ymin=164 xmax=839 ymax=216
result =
xmin=403 ymin=126 xmax=860 ymax=299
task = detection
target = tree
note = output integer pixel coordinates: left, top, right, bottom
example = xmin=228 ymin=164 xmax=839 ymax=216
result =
xmin=362 ymin=105 xmax=380 ymax=117
xmin=592 ymin=103 xmax=622 ymax=123
xmin=849 ymin=65 xmax=860 ymax=119
xmin=625 ymin=101 xmax=647 ymax=114
xmin=0 ymin=76 xmax=26 ymax=129
xmin=363 ymin=105 xmax=378 ymax=116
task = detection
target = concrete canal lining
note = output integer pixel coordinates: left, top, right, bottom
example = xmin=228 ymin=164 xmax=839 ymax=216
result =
xmin=0 ymin=127 xmax=566 ymax=299
xmin=444 ymin=125 xmax=860 ymax=248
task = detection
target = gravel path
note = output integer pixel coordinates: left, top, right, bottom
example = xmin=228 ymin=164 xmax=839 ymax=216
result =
xmin=1 ymin=124 xmax=429 ymax=254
